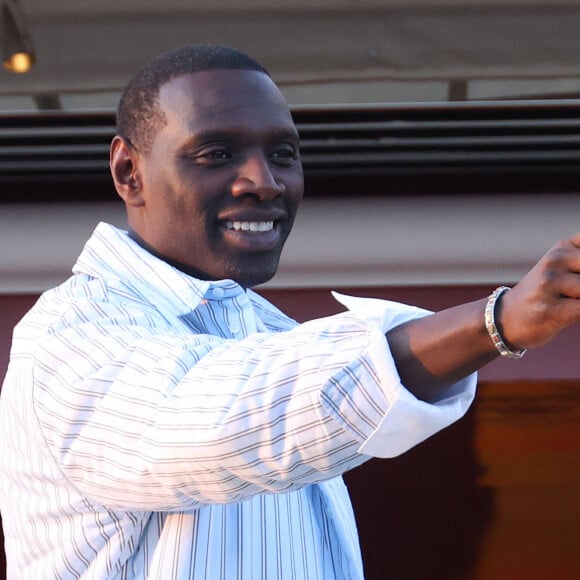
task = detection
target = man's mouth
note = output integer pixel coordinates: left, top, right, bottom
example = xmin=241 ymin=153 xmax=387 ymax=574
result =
xmin=225 ymin=220 xmax=274 ymax=233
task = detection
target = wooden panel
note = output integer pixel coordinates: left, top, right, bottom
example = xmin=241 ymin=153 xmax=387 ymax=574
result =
xmin=344 ymin=380 xmax=580 ymax=579
xmin=471 ymin=381 xmax=580 ymax=580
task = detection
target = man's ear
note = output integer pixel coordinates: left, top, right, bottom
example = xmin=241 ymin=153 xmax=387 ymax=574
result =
xmin=110 ymin=135 xmax=145 ymax=207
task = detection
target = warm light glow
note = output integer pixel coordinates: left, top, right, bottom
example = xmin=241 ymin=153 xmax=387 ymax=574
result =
xmin=2 ymin=0 xmax=35 ymax=73
xmin=3 ymin=50 xmax=34 ymax=73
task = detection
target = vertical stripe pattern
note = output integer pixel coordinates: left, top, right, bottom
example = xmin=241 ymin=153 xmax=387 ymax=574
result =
xmin=0 ymin=223 xmax=476 ymax=579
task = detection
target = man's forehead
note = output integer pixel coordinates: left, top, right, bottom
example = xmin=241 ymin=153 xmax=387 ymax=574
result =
xmin=153 ymin=70 xmax=298 ymax=144
xmin=158 ymin=69 xmax=288 ymax=117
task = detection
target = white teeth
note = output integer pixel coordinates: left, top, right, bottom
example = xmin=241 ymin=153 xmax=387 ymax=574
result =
xmin=225 ymin=221 xmax=274 ymax=232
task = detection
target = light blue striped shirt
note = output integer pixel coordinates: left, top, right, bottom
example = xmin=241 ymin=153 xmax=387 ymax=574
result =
xmin=0 ymin=223 xmax=476 ymax=579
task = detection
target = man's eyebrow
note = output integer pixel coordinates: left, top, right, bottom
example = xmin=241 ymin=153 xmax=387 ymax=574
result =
xmin=183 ymin=127 xmax=300 ymax=146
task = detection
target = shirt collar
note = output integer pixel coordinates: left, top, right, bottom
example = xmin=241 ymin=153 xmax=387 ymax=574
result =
xmin=73 ymin=222 xmax=245 ymax=316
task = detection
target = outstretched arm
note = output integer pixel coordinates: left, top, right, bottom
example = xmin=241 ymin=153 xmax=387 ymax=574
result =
xmin=387 ymin=233 xmax=580 ymax=401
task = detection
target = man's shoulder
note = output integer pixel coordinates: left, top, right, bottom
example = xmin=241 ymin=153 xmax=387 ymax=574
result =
xmin=16 ymin=272 xmax=164 ymax=340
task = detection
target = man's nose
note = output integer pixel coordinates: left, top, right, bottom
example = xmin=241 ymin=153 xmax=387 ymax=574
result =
xmin=231 ymin=153 xmax=285 ymax=200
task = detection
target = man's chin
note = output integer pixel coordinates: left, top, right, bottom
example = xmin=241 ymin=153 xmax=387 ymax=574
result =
xmin=223 ymin=258 xmax=280 ymax=289
xmin=231 ymin=270 xmax=277 ymax=289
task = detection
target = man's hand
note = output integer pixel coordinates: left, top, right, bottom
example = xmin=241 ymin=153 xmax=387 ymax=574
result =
xmin=499 ymin=233 xmax=580 ymax=351
xmin=387 ymin=232 xmax=580 ymax=401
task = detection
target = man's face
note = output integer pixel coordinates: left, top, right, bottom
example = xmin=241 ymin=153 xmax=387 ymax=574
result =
xmin=131 ymin=69 xmax=304 ymax=287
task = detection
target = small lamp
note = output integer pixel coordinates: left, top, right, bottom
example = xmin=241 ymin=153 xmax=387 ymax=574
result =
xmin=2 ymin=0 xmax=35 ymax=73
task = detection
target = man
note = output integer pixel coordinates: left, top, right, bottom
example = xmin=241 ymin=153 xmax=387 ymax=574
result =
xmin=1 ymin=44 xmax=579 ymax=579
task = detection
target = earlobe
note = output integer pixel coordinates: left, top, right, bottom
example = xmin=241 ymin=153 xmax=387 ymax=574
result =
xmin=110 ymin=135 xmax=145 ymax=207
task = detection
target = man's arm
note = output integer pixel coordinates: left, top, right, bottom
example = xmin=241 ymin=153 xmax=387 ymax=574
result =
xmin=387 ymin=232 xmax=580 ymax=401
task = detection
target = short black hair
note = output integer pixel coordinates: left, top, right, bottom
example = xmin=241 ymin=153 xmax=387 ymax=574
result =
xmin=116 ymin=44 xmax=270 ymax=153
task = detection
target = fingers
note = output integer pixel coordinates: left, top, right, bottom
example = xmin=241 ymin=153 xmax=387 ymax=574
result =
xmin=535 ymin=237 xmax=580 ymax=297
xmin=551 ymin=295 xmax=580 ymax=328
xmin=545 ymin=270 xmax=580 ymax=300
xmin=549 ymin=234 xmax=580 ymax=273
xmin=497 ymin=236 xmax=580 ymax=350
xmin=479 ymin=233 xmax=580 ymax=354
xmin=568 ymin=231 xmax=580 ymax=249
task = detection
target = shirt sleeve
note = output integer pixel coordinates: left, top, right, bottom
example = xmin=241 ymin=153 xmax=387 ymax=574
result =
xmin=31 ymin=289 xmax=475 ymax=511
xmin=326 ymin=292 xmax=476 ymax=458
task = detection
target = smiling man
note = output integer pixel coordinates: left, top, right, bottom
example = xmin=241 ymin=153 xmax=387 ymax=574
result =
xmin=2 ymin=44 xmax=580 ymax=580
xmin=112 ymin=65 xmax=304 ymax=288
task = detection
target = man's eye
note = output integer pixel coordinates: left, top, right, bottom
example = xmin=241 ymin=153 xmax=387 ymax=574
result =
xmin=270 ymin=146 xmax=298 ymax=164
xmin=207 ymin=150 xmax=230 ymax=159
xmin=193 ymin=148 xmax=232 ymax=164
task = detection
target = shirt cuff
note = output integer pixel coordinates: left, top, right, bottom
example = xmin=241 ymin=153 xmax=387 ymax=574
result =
xmin=330 ymin=291 xmax=477 ymax=458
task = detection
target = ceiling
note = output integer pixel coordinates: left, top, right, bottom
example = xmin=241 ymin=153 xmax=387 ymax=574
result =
xmin=2 ymin=0 xmax=580 ymax=112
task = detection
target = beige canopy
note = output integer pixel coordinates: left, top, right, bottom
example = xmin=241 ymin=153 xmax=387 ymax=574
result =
xmin=1 ymin=0 xmax=580 ymax=110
